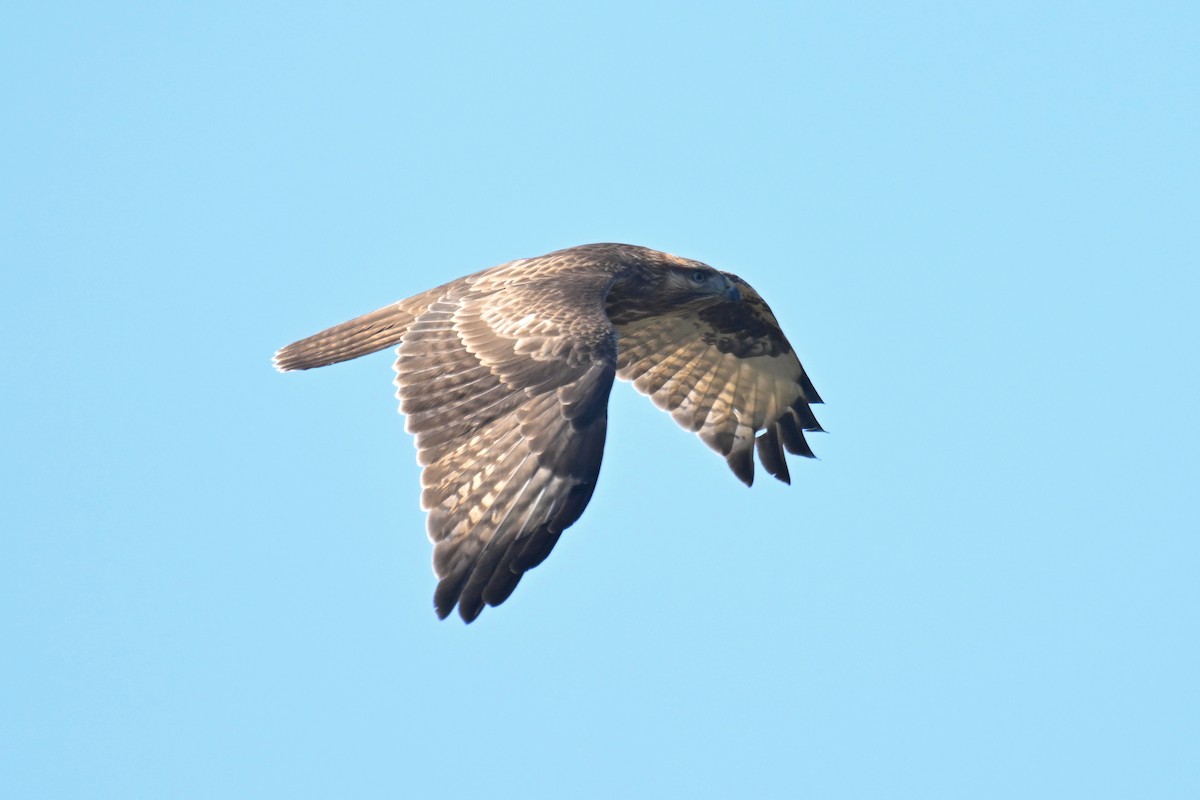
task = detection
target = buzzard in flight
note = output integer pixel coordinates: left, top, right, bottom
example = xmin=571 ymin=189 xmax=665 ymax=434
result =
xmin=275 ymin=243 xmax=823 ymax=622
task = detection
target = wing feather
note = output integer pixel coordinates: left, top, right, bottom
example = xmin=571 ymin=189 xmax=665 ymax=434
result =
xmin=395 ymin=271 xmax=618 ymax=622
xmin=678 ymin=356 xmax=724 ymax=433
xmin=615 ymin=275 xmax=822 ymax=485
xmin=726 ymin=359 xmax=759 ymax=485
xmin=755 ymin=426 xmax=791 ymax=485
xmin=660 ymin=342 xmax=716 ymax=431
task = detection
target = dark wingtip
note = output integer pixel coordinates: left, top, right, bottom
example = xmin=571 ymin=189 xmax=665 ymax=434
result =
xmin=433 ymin=593 xmax=481 ymax=624
xmin=755 ymin=427 xmax=792 ymax=485
xmin=790 ymin=401 xmax=824 ymax=433
xmin=434 ymin=573 xmax=472 ymax=622
xmin=798 ymin=372 xmax=823 ymax=405
xmin=482 ymin=566 xmax=523 ymax=609
xmin=777 ymin=412 xmax=817 ymax=458
xmin=511 ymin=527 xmax=563 ymax=572
xmin=726 ymin=446 xmax=755 ymax=486
xmin=458 ymin=602 xmax=482 ymax=624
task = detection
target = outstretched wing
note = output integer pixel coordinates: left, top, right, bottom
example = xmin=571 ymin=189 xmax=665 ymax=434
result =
xmin=615 ymin=274 xmax=822 ymax=486
xmin=396 ymin=268 xmax=618 ymax=622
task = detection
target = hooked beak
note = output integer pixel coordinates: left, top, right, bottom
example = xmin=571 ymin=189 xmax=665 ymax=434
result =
xmin=724 ymin=278 xmax=741 ymax=302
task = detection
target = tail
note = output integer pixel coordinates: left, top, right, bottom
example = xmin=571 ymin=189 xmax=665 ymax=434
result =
xmin=274 ymin=292 xmax=438 ymax=371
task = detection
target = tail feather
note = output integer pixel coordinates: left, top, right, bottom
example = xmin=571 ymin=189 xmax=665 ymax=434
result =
xmin=274 ymin=292 xmax=439 ymax=371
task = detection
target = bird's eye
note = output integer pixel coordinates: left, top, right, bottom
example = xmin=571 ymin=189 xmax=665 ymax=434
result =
xmin=689 ymin=269 xmax=708 ymax=284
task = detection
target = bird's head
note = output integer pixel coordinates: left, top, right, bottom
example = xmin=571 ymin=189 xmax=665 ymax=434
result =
xmin=603 ymin=246 xmax=743 ymax=326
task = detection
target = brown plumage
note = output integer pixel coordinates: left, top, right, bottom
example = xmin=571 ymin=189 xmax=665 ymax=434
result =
xmin=274 ymin=243 xmax=823 ymax=622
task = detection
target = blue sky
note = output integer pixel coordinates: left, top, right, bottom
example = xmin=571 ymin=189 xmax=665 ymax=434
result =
xmin=3 ymin=2 xmax=1197 ymax=797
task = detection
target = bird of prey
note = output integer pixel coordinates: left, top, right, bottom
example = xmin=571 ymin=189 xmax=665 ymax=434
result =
xmin=274 ymin=243 xmax=823 ymax=622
